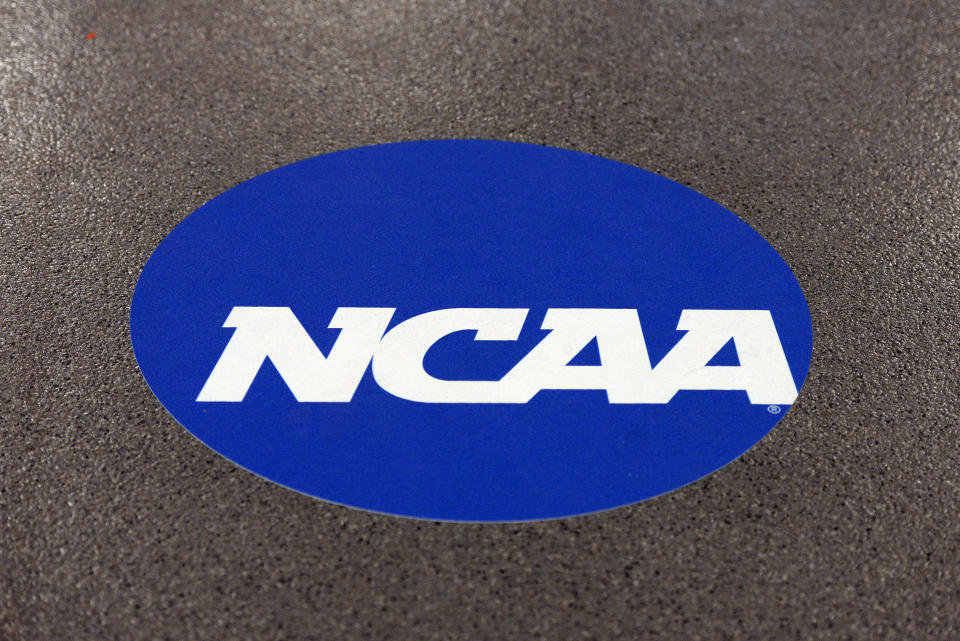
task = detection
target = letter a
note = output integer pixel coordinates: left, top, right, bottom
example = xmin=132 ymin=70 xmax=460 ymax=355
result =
xmin=645 ymin=309 xmax=798 ymax=405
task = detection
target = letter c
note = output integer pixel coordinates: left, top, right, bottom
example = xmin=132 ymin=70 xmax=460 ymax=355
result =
xmin=372 ymin=308 xmax=529 ymax=403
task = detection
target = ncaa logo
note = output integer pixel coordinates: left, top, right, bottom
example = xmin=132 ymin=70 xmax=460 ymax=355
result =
xmin=131 ymin=140 xmax=812 ymax=521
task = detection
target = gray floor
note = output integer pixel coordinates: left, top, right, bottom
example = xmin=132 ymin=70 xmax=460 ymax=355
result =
xmin=3 ymin=1 xmax=959 ymax=639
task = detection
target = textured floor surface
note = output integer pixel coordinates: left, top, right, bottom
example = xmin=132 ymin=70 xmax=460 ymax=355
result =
xmin=2 ymin=1 xmax=960 ymax=639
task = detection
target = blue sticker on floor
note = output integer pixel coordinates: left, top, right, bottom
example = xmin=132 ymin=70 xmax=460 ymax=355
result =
xmin=130 ymin=140 xmax=813 ymax=522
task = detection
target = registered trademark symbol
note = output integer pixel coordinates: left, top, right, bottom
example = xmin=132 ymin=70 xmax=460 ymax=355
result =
xmin=767 ymin=405 xmax=782 ymax=414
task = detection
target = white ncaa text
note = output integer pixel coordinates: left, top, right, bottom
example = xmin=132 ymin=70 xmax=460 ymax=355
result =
xmin=196 ymin=307 xmax=798 ymax=405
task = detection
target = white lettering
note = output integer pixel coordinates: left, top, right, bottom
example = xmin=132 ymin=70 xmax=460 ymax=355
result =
xmin=196 ymin=306 xmax=395 ymax=402
xmin=644 ymin=309 xmax=798 ymax=404
xmin=196 ymin=306 xmax=798 ymax=405
xmin=500 ymin=309 xmax=653 ymax=403
xmin=372 ymin=308 xmax=529 ymax=403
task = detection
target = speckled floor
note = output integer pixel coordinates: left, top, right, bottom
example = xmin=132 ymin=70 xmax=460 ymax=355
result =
xmin=2 ymin=1 xmax=959 ymax=639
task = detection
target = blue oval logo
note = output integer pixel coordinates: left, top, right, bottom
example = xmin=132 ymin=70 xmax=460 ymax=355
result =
xmin=131 ymin=140 xmax=812 ymax=521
